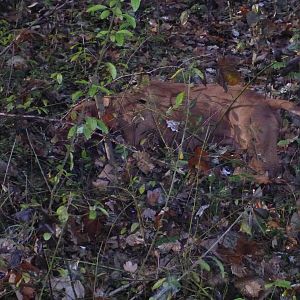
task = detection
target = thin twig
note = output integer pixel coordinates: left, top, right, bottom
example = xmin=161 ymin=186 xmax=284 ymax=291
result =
xmin=0 ymin=112 xmax=72 ymax=124
xmin=211 ymin=61 xmax=277 ymax=136
xmin=178 ymin=212 xmax=244 ymax=281
xmin=2 ymin=136 xmax=17 ymax=187
xmin=25 ymin=129 xmax=52 ymax=193
xmin=27 ymin=0 xmax=73 ymax=27
xmin=108 ymin=283 xmax=132 ymax=297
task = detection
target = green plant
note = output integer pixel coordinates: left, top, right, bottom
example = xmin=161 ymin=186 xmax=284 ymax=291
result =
xmin=265 ymin=279 xmax=293 ymax=298
xmin=86 ymin=0 xmax=140 ymax=80
xmin=0 ymin=19 xmax=13 ymax=46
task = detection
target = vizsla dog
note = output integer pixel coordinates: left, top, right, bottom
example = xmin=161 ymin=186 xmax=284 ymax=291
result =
xmin=67 ymin=81 xmax=300 ymax=177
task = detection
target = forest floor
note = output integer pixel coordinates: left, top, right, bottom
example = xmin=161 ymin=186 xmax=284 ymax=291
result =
xmin=0 ymin=0 xmax=300 ymax=299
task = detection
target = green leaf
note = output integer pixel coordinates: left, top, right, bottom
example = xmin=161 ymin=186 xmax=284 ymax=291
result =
xmin=89 ymin=207 xmax=97 ymax=220
xmin=110 ymin=34 xmax=116 ymax=43
xmin=115 ymin=33 xmax=124 ymax=46
xmin=109 ymin=0 xmax=118 ymax=8
xmin=56 ymin=206 xmax=69 ymax=223
xmin=174 ymin=91 xmax=185 ymax=109
xmin=211 ymin=257 xmax=225 ymax=278
xmin=96 ymin=119 xmax=109 ymax=134
xmin=115 ymin=30 xmax=133 ymax=46
xmin=131 ymin=0 xmax=141 ymax=12
xmin=197 ymin=258 xmax=210 ymax=271
xmin=277 ymin=139 xmax=290 ymax=147
xmin=86 ymin=117 xmax=98 ymax=131
xmin=240 ymin=219 xmax=252 ymax=235
xmin=87 ymin=4 xmax=107 ymax=13
xmin=193 ymin=67 xmax=205 ymax=80
xmin=117 ymin=29 xmax=133 ymax=37
xmin=272 ymin=279 xmax=291 ymax=289
xmin=152 ymin=278 xmax=166 ymax=290
xmin=69 ymin=152 xmax=74 ymax=171
xmin=96 ymin=30 xmax=109 ymax=38
xmin=56 ymin=73 xmax=63 ymax=84
xmin=67 ymin=125 xmax=77 ymax=139
xmin=272 ymin=61 xmax=286 ymax=70
xmin=6 ymin=102 xmax=14 ymax=112
xmin=70 ymin=52 xmax=80 ymax=62
xmin=139 ymin=184 xmax=145 ymax=194
xmin=277 ymin=137 xmax=298 ymax=147
xmin=190 ymin=271 xmax=201 ymax=283
xmin=71 ymin=90 xmax=83 ymax=102
xmin=88 ymin=84 xmax=98 ymax=97
xmin=100 ymin=10 xmax=111 ymax=20
xmin=22 ymin=272 xmax=30 ymax=284
xmin=83 ymin=125 xmax=92 ymax=140
xmin=99 ymin=86 xmax=112 ymax=95
xmin=123 ymin=14 xmax=136 ymax=28
xmin=99 ymin=207 xmax=109 ymax=217
xmin=113 ymin=7 xmax=122 ymax=17
xmin=170 ymin=68 xmax=184 ymax=79
xmin=106 ymin=62 xmax=117 ymax=79
xmin=130 ymin=222 xmax=139 ymax=233
xmin=75 ymin=80 xmax=89 ymax=85
xmin=43 ymin=232 xmax=52 ymax=241
xmin=180 ymin=10 xmax=189 ymax=26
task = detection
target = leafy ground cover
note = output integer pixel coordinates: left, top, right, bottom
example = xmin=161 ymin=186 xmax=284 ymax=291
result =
xmin=0 ymin=0 xmax=300 ymax=299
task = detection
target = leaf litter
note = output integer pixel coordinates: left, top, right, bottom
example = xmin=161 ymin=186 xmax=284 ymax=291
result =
xmin=0 ymin=0 xmax=300 ymax=299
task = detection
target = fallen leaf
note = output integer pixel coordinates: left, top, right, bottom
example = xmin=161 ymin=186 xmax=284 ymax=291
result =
xmin=217 ymin=56 xmax=242 ymax=90
xmin=50 ymin=276 xmax=85 ymax=300
xmin=235 ymin=276 xmax=265 ymax=298
xmin=133 ymin=151 xmax=155 ymax=174
xmin=157 ymin=241 xmax=181 ymax=253
xmin=142 ymin=208 xmax=156 ymax=220
xmin=195 ymin=204 xmax=210 ymax=218
xmin=188 ymin=146 xmax=211 ymax=172
xmin=147 ymin=188 xmax=165 ymax=206
xmin=82 ymin=215 xmax=102 ymax=239
xmin=125 ymin=231 xmax=144 ymax=247
xmin=123 ymin=261 xmax=138 ymax=273
xmin=93 ymin=164 xmax=116 ymax=188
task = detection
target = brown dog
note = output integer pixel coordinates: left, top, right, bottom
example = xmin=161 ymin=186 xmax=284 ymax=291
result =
xmin=67 ymin=81 xmax=300 ymax=177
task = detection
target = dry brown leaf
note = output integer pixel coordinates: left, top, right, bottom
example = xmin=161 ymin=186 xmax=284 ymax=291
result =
xmin=217 ymin=56 xmax=242 ymax=89
xmin=188 ymin=146 xmax=211 ymax=172
xmin=142 ymin=208 xmax=156 ymax=220
xmin=231 ymin=264 xmax=248 ymax=278
xmin=92 ymin=164 xmax=116 ymax=188
xmin=287 ymin=211 xmax=300 ymax=238
xmin=125 ymin=231 xmax=144 ymax=247
xmin=133 ymin=151 xmax=155 ymax=174
xmin=123 ymin=261 xmax=138 ymax=273
xmin=146 ymin=188 xmax=164 ymax=206
xmin=157 ymin=241 xmax=181 ymax=253
xmin=235 ymin=276 xmax=265 ymax=298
